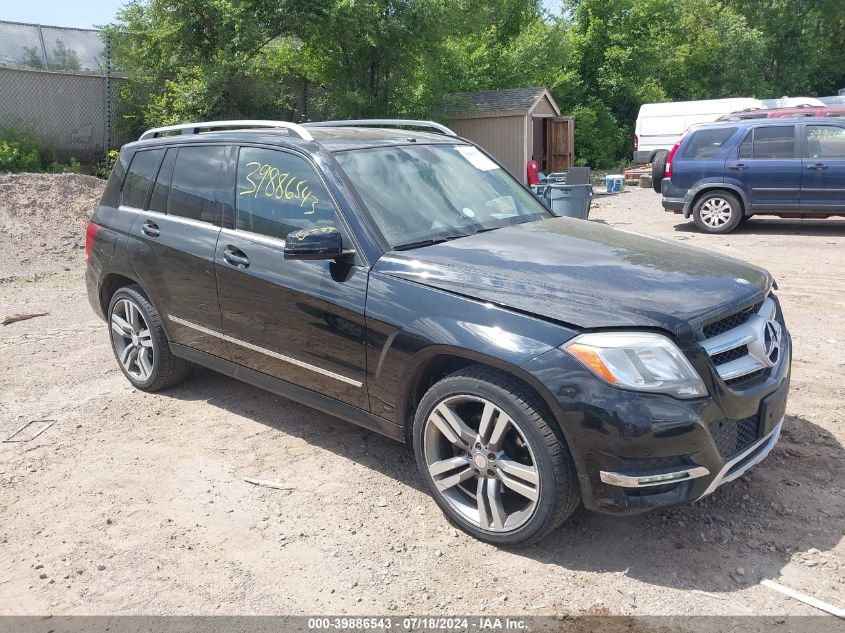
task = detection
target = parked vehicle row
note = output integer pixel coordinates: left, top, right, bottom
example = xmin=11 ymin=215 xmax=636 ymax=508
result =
xmin=660 ymin=117 xmax=845 ymax=233
xmin=636 ymin=98 xmax=844 ymax=191
xmin=87 ymin=120 xmax=790 ymax=545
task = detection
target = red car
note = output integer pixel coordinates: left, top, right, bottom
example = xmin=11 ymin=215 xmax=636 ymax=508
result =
xmin=719 ymin=105 xmax=845 ymax=121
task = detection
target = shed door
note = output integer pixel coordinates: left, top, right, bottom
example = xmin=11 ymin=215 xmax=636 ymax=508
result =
xmin=547 ymin=117 xmax=574 ymax=173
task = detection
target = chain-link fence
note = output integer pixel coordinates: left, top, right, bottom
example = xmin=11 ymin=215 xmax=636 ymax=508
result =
xmin=0 ymin=20 xmax=129 ymax=162
xmin=0 ymin=20 xmax=331 ymax=163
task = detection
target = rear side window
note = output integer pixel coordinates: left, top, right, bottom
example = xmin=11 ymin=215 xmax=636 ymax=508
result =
xmin=121 ymin=149 xmax=163 ymax=209
xmin=235 ymin=147 xmax=337 ymax=240
xmin=148 ymin=148 xmax=176 ymax=214
xmin=680 ymin=128 xmax=737 ymax=159
xmin=168 ymin=146 xmax=228 ymax=224
xmin=807 ymin=125 xmax=845 ymax=159
xmin=746 ymin=126 xmax=795 ymax=159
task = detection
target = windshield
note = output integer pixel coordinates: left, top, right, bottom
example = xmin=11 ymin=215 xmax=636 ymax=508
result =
xmin=334 ymin=144 xmax=551 ymax=249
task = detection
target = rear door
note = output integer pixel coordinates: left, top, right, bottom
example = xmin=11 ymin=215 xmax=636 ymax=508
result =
xmin=213 ymin=145 xmax=368 ymax=409
xmin=727 ymin=125 xmax=801 ymax=212
xmin=800 ymin=123 xmax=845 ymax=213
xmin=126 ymin=144 xmax=232 ymax=357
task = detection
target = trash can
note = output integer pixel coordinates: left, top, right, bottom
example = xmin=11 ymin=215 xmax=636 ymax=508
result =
xmin=543 ymin=183 xmax=593 ymax=219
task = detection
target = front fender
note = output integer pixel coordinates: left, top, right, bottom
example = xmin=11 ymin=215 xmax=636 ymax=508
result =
xmin=364 ymin=272 xmax=576 ymax=425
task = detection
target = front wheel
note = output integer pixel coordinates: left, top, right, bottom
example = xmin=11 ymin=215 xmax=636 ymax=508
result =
xmin=692 ymin=191 xmax=743 ymax=234
xmin=412 ymin=366 xmax=580 ymax=546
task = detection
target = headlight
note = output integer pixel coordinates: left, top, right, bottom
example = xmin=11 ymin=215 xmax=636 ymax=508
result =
xmin=563 ymin=332 xmax=707 ymax=399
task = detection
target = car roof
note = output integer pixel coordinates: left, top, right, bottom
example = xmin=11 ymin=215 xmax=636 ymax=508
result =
xmin=688 ymin=116 xmax=845 ymax=132
xmin=126 ymin=125 xmax=466 ymax=154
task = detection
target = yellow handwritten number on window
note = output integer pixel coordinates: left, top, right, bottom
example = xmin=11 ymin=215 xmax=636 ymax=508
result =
xmin=240 ymin=161 xmax=321 ymax=215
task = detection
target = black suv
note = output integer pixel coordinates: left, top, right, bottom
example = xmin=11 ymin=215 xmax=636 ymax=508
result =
xmin=86 ymin=119 xmax=791 ymax=545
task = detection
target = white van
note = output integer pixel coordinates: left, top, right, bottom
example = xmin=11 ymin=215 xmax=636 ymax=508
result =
xmin=634 ymin=97 xmax=763 ymax=164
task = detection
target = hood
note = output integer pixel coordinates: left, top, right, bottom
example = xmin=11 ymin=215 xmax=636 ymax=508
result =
xmin=373 ymin=217 xmax=771 ymax=340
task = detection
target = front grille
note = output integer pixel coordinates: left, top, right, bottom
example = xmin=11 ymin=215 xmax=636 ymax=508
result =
xmin=725 ymin=369 xmax=767 ymax=387
xmin=702 ymin=301 xmax=763 ymax=339
xmin=709 ymin=415 xmax=761 ymax=458
xmin=711 ymin=345 xmax=749 ymax=367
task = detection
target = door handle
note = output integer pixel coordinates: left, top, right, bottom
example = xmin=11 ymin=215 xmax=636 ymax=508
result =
xmin=141 ymin=220 xmax=160 ymax=237
xmin=729 ymin=163 xmax=747 ymax=171
xmin=223 ymin=246 xmax=250 ymax=269
xmin=807 ymin=162 xmax=828 ymax=170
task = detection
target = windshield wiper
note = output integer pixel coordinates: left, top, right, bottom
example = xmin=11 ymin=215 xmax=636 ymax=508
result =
xmin=392 ymin=234 xmax=468 ymax=251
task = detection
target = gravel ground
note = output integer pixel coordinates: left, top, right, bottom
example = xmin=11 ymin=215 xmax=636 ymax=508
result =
xmin=1 ymin=176 xmax=843 ymax=620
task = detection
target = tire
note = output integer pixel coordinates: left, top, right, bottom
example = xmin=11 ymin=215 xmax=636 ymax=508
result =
xmin=651 ymin=151 xmax=667 ymax=193
xmin=412 ymin=365 xmax=580 ymax=546
xmin=107 ymin=285 xmax=192 ymax=392
xmin=692 ymin=190 xmax=743 ymax=234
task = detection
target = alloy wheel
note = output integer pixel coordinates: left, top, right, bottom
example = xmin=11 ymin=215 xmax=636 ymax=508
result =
xmin=110 ymin=298 xmax=154 ymax=382
xmin=423 ymin=395 xmax=540 ymax=533
xmin=699 ymin=197 xmax=733 ymax=228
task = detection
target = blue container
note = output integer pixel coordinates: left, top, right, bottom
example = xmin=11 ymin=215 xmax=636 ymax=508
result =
xmin=606 ymin=174 xmax=625 ymax=194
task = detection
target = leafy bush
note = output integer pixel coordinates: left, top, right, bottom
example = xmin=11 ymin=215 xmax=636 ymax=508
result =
xmin=0 ymin=139 xmax=42 ymax=173
xmin=97 ymin=150 xmax=119 ymax=179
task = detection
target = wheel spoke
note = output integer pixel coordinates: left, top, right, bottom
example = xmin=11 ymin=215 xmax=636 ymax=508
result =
xmin=126 ymin=347 xmax=139 ymax=373
xmin=126 ymin=300 xmax=141 ymax=333
xmin=497 ymin=458 xmax=539 ymax=486
xmin=477 ymin=401 xmax=496 ymax=443
xmin=499 ymin=468 xmax=539 ymax=502
xmin=428 ymin=454 xmax=470 ymax=477
xmin=119 ymin=343 xmax=135 ymax=367
xmin=434 ymin=466 xmax=475 ymax=492
xmin=137 ymin=348 xmax=153 ymax=378
xmin=111 ymin=314 xmax=133 ymax=338
xmin=484 ymin=478 xmax=506 ymax=530
xmin=487 ymin=413 xmax=512 ymax=451
xmin=430 ymin=403 xmax=475 ymax=449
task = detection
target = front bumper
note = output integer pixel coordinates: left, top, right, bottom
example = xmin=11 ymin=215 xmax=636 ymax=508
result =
xmin=522 ymin=325 xmax=791 ymax=516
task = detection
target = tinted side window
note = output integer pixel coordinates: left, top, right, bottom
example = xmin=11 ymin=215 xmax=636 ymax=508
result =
xmin=680 ymin=127 xmax=737 ymax=159
xmin=738 ymin=132 xmax=752 ymax=159
xmin=806 ymin=125 xmax=845 ymax=159
xmin=149 ymin=148 xmax=176 ymax=213
xmin=122 ymin=149 xmax=163 ymax=209
xmin=235 ymin=147 xmax=336 ymax=240
xmin=751 ymin=126 xmax=795 ymax=159
xmin=168 ymin=146 xmax=227 ymax=224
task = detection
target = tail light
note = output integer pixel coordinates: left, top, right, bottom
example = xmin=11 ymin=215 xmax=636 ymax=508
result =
xmin=85 ymin=221 xmax=101 ymax=261
xmin=664 ymin=133 xmax=687 ymax=179
xmin=634 ymin=134 xmax=639 ymax=152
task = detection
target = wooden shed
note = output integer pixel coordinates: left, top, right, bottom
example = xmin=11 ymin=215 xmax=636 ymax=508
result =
xmin=442 ymin=87 xmax=573 ymax=182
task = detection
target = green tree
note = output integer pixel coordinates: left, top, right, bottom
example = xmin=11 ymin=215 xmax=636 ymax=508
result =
xmin=104 ymin=0 xmax=330 ymax=132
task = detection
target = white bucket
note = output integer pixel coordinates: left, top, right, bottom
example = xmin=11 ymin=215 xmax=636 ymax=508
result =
xmin=606 ymin=174 xmax=625 ymax=194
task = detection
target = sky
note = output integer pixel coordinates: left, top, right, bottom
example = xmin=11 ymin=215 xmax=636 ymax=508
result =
xmin=0 ymin=0 xmax=564 ymax=30
xmin=0 ymin=0 xmax=125 ymax=29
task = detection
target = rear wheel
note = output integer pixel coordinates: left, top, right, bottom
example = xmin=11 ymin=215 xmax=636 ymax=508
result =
xmin=412 ymin=366 xmax=580 ymax=546
xmin=651 ymin=151 xmax=667 ymax=193
xmin=108 ymin=285 xmax=191 ymax=391
xmin=692 ymin=191 xmax=743 ymax=234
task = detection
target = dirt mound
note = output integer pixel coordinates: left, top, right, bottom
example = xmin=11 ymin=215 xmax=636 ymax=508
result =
xmin=0 ymin=172 xmax=106 ymax=279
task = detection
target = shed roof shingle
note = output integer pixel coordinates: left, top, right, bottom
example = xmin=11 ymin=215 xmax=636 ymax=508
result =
xmin=443 ymin=87 xmax=549 ymax=115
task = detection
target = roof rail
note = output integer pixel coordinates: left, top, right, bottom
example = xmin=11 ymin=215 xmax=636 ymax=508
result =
xmin=138 ymin=120 xmax=314 ymax=142
xmin=304 ymin=119 xmax=457 ymax=136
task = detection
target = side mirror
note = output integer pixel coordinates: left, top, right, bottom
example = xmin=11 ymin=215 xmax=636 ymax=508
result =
xmin=284 ymin=227 xmax=354 ymax=262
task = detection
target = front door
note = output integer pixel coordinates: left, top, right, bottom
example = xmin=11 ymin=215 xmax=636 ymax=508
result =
xmin=546 ymin=117 xmax=574 ymax=174
xmin=728 ymin=125 xmax=801 ymax=212
xmin=214 ymin=145 xmax=368 ymax=409
xmin=801 ymin=123 xmax=845 ymax=213
xmin=126 ymin=144 xmax=231 ymax=358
